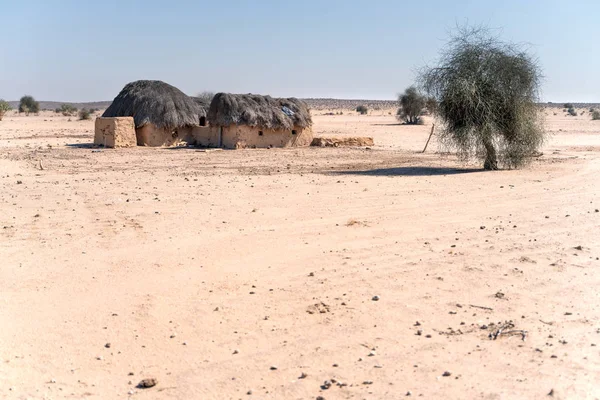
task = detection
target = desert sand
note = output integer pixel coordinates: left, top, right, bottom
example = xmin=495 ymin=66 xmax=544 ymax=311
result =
xmin=1 ymin=107 xmax=600 ymax=399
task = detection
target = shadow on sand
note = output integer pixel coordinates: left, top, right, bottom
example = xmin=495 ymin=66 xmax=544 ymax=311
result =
xmin=333 ymin=166 xmax=483 ymax=177
xmin=66 ymin=143 xmax=97 ymax=149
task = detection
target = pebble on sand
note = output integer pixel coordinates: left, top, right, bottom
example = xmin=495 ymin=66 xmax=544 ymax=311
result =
xmin=137 ymin=378 xmax=158 ymax=388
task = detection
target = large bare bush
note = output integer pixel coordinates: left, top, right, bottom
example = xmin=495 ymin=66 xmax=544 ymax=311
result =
xmin=419 ymin=26 xmax=545 ymax=170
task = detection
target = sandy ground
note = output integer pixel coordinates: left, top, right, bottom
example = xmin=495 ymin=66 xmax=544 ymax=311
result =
xmin=1 ymin=108 xmax=600 ymax=400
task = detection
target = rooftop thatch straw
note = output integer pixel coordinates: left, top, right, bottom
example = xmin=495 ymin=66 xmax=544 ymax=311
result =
xmin=208 ymin=93 xmax=312 ymax=131
xmin=103 ymin=80 xmax=206 ymax=129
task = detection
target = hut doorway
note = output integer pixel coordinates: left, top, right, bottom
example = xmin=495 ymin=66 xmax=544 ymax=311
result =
xmin=200 ymin=116 xmax=207 ymax=126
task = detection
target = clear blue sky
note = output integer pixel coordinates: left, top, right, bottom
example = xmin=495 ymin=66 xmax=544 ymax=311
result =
xmin=1 ymin=0 xmax=599 ymax=102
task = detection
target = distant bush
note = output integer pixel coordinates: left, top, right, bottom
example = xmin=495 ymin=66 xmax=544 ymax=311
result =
xmin=57 ymin=104 xmax=78 ymax=116
xmin=356 ymin=105 xmax=368 ymax=115
xmin=590 ymin=108 xmax=595 ymax=113
xmin=19 ymin=95 xmax=39 ymax=115
xmin=0 ymin=99 xmax=11 ymax=121
xmin=196 ymin=91 xmax=215 ymax=104
xmin=592 ymin=110 xmax=600 ymax=120
xmin=564 ymin=103 xmax=573 ymax=109
xmin=567 ymin=107 xmax=577 ymax=116
xmin=78 ymin=108 xmax=91 ymax=120
xmin=397 ymin=86 xmax=426 ymax=124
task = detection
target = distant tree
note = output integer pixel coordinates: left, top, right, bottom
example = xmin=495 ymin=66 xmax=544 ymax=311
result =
xmin=419 ymin=26 xmax=545 ymax=170
xmin=356 ymin=105 xmax=368 ymax=115
xmin=0 ymin=99 xmax=11 ymax=121
xmin=78 ymin=108 xmax=91 ymax=120
xmin=567 ymin=107 xmax=577 ymax=116
xmin=196 ymin=91 xmax=215 ymax=104
xmin=397 ymin=86 xmax=426 ymax=124
xmin=563 ymin=103 xmax=573 ymax=109
xmin=19 ymin=95 xmax=40 ymax=115
xmin=592 ymin=110 xmax=600 ymax=120
xmin=425 ymin=97 xmax=438 ymax=115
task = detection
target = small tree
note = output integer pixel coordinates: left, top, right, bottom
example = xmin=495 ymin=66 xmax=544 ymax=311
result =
xmin=563 ymin=103 xmax=573 ymax=109
xmin=592 ymin=110 xmax=600 ymax=120
xmin=397 ymin=86 xmax=426 ymax=124
xmin=0 ymin=100 xmax=11 ymax=121
xmin=19 ymin=95 xmax=40 ymax=115
xmin=196 ymin=91 xmax=215 ymax=104
xmin=419 ymin=26 xmax=545 ymax=170
xmin=356 ymin=105 xmax=368 ymax=115
xmin=78 ymin=108 xmax=91 ymax=120
xmin=567 ymin=107 xmax=577 ymax=116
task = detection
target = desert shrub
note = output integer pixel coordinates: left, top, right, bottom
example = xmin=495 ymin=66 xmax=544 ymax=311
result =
xmin=0 ymin=99 xmax=11 ymax=121
xmin=425 ymin=97 xmax=438 ymax=115
xmin=57 ymin=104 xmax=78 ymax=116
xmin=397 ymin=86 xmax=426 ymax=124
xmin=356 ymin=105 xmax=368 ymax=115
xmin=592 ymin=110 xmax=600 ymax=120
xmin=419 ymin=26 xmax=545 ymax=170
xmin=19 ymin=95 xmax=39 ymax=115
xmin=567 ymin=107 xmax=577 ymax=116
xmin=78 ymin=108 xmax=91 ymax=120
xmin=589 ymin=108 xmax=595 ymax=113
xmin=564 ymin=103 xmax=573 ymax=109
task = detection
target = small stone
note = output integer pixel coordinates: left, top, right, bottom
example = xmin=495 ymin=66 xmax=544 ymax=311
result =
xmin=128 ymin=372 xmax=134 ymax=376
xmin=137 ymin=378 xmax=157 ymax=388
xmin=299 ymin=372 xmax=308 ymax=379
xmin=128 ymin=390 xmax=134 ymax=395
xmin=247 ymin=389 xmax=253 ymax=395
xmin=182 ymin=341 xmax=188 ymax=346
xmin=480 ymin=325 xmax=488 ymax=330
xmin=316 ymin=397 xmax=325 ymax=400
xmin=416 ymin=330 xmax=423 ymax=336
xmin=442 ymin=371 xmax=452 ymax=377
xmin=363 ymin=380 xmax=373 ymax=385
xmin=372 ymin=295 xmax=380 ymax=301
xmin=321 ymin=380 xmax=332 ymax=390
xmin=170 ymin=334 xmax=176 ymax=339
xmin=414 ymin=321 xmax=421 ymax=326
xmin=96 ymin=356 xmax=103 ymax=361
xmin=406 ymin=391 xmax=412 ymax=396
xmin=270 ymin=365 xmax=278 ymax=370
xmin=233 ymin=349 xmax=239 ymax=354
xmin=368 ymin=351 xmax=376 ymax=357
xmin=50 ymin=379 xmax=56 ymax=383
xmin=105 ymin=343 xmax=111 ymax=348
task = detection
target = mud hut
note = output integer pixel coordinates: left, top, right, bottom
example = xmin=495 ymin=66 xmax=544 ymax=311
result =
xmin=206 ymin=93 xmax=313 ymax=149
xmin=102 ymin=80 xmax=207 ymax=147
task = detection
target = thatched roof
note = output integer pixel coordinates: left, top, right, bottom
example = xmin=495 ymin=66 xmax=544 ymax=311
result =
xmin=102 ymin=80 xmax=205 ymax=129
xmin=207 ymin=93 xmax=312 ymax=130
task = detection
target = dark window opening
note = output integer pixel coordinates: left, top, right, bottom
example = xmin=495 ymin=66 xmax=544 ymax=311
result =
xmin=172 ymin=130 xmax=178 ymax=139
xmin=258 ymin=131 xmax=264 ymax=136
xmin=199 ymin=116 xmax=207 ymax=126
xmin=292 ymin=130 xmax=297 ymax=135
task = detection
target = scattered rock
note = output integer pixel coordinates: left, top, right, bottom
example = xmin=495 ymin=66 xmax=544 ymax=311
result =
xmin=270 ymin=365 xmax=278 ymax=370
xmin=137 ymin=378 xmax=157 ymax=389
xmin=307 ymin=302 xmax=330 ymax=314
xmin=321 ymin=380 xmax=332 ymax=390
xmin=105 ymin=343 xmax=111 ymax=348
xmin=247 ymin=389 xmax=253 ymax=395
xmin=372 ymin=295 xmax=380 ymax=301
xmin=442 ymin=371 xmax=452 ymax=377
xmin=363 ymin=380 xmax=373 ymax=385
xmin=299 ymin=372 xmax=308 ymax=379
